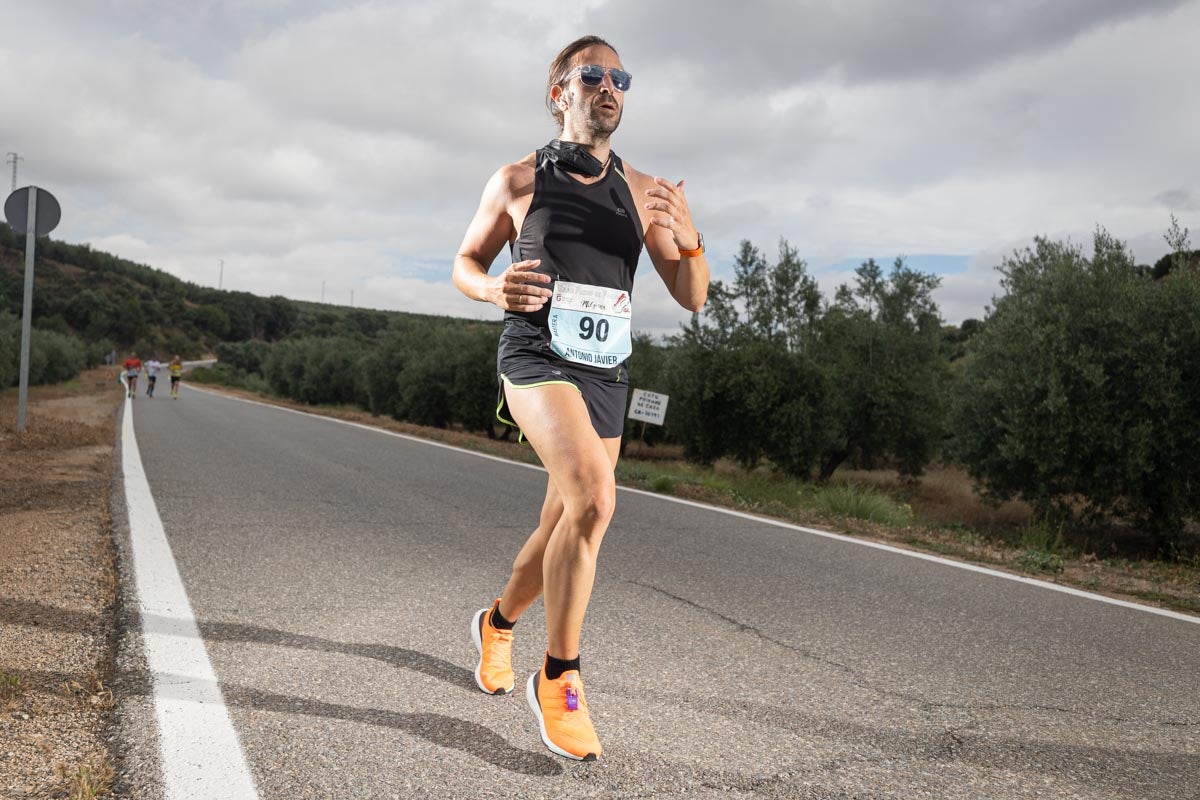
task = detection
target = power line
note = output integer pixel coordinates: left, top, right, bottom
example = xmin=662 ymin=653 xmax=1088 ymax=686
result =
xmin=6 ymin=152 xmax=22 ymax=192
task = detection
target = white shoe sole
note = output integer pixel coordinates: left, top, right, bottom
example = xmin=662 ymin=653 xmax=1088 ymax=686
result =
xmin=471 ymin=608 xmax=512 ymax=695
xmin=526 ymin=671 xmax=596 ymax=762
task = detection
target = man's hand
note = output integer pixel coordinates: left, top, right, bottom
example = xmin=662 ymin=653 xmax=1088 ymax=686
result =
xmin=488 ymin=259 xmax=552 ymax=311
xmin=644 ymin=177 xmax=699 ymax=253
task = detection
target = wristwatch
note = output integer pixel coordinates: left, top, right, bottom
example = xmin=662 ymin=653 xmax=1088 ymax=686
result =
xmin=678 ymin=232 xmax=704 ymax=258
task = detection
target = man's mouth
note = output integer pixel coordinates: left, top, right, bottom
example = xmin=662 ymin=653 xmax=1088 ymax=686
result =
xmin=597 ymin=100 xmax=618 ymax=111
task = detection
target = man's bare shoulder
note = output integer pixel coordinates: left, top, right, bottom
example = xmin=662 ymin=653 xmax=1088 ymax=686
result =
xmin=493 ymin=153 xmax=537 ymax=195
xmin=616 ymin=158 xmax=654 ymax=192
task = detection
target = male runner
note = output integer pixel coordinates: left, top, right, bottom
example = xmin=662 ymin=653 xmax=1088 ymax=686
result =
xmin=145 ymin=357 xmax=160 ymax=397
xmin=168 ymin=356 xmax=183 ymax=398
xmin=452 ymin=35 xmax=709 ymax=761
xmin=123 ymin=352 xmax=142 ymax=398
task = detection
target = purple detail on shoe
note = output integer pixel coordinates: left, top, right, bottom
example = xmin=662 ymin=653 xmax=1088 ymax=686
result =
xmin=566 ymin=687 xmax=579 ymax=711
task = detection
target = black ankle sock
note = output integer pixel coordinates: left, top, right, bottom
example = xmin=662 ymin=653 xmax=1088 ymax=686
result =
xmin=545 ymin=654 xmax=580 ymax=680
xmin=489 ymin=604 xmax=514 ymax=630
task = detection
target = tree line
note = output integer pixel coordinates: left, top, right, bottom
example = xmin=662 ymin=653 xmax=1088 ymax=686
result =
xmin=3 ymin=219 xmax=1197 ymax=548
xmin=204 ymin=224 xmax=1199 ymax=549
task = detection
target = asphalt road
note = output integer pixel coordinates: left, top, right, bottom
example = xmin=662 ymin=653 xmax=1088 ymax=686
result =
xmin=112 ymin=385 xmax=1200 ymax=799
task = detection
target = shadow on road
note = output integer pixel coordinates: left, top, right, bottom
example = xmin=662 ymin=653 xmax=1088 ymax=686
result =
xmin=218 ymin=683 xmax=563 ymax=776
xmin=197 ymin=619 xmax=477 ymax=692
xmin=9 ymin=598 xmax=1198 ymax=791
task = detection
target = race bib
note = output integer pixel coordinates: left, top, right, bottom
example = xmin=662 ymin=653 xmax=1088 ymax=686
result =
xmin=547 ymin=280 xmax=632 ymax=368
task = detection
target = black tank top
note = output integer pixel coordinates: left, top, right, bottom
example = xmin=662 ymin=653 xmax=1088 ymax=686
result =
xmin=507 ymin=150 xmax=644 ymax=332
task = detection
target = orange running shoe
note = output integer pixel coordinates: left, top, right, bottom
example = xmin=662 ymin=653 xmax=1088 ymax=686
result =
xmin=471 ymin=601 xmax=514 ymax=695
xmin=526 ymin=661 xmax=601 ymax=761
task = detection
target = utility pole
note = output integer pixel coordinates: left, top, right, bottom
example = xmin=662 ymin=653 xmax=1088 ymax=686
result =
xmin=350 ymin=289 xmax=354 ymax=308
xmin=321 ymin=280 xmax=325 ymax=303
xmin=6 ymin=152 xmax=22 ymax=192
xmin=218 ymin=259 xmax=224 ymax=290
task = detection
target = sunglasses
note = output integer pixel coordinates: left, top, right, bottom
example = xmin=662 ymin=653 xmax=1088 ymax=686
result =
xmin=564 ymin=64 xmax=632 ymax=92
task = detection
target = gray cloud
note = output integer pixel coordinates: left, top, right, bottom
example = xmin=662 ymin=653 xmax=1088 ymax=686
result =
xmin=1154 ymin=189 xmax=1198 ymax=211
xmin=3 ymin=0 xmax=1198 ymax=328
xmin=584 ymin=0 xmax=1188 ymax=90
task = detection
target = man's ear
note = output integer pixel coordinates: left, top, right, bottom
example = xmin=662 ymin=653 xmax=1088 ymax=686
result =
xmin=549 ymin=83 xmax=568 ymax=111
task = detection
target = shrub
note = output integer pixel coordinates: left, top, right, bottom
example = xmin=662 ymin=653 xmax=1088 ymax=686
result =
xmin=0 ymin=312 xmax=86 ymax=387
xmin=953 ymin=228 xmax=1200 ymax=548
xmin=803 ymin=483 xmax=913 ymax=527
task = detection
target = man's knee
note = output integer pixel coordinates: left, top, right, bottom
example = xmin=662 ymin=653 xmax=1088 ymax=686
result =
xmin=564 ymin=476 xmax=616 ymax=531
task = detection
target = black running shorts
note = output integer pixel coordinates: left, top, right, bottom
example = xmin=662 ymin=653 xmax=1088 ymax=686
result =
xmin=496 ymin=319 xmax=629 ymax=439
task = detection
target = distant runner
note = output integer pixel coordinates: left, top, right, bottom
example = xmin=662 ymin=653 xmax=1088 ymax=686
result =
xmin=123 ymin=353 xmax=142 ymax=399
xmin=145 ymin=357 xmax=160 ymax=398
xmin=452 ymin=35 xmax=709 ymax=761
xmin=168 ymin=356 xmax=183 ymax=399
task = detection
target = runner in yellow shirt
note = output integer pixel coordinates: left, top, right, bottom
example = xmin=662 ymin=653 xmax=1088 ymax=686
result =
xmin=168 ymin=356 xmax=183 ymax=399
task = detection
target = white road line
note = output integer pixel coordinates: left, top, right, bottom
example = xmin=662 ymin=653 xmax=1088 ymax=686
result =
xmin=186 ymin=384 xmax=1200 ymax=627
xmin=122 ymin=396 xmax=260 ymax=799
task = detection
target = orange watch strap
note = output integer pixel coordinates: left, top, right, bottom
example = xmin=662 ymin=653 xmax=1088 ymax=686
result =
xmin=678 ymin=232 xmax=704 ymax=258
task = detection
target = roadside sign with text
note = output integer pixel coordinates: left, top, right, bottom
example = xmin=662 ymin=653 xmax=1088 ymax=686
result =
xmin=627 ymin=389 xmax=668 ymax=426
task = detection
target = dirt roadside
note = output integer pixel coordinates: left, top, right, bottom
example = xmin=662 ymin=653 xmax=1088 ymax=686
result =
xmin=1 ymin=369 xmax=123 ymax=798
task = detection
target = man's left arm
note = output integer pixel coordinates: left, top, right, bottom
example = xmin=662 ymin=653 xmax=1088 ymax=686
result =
xmin=641 ymin=175 xmax=709 ymax=312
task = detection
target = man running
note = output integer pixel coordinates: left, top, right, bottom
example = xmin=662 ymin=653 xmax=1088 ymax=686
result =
xmin=168 ymin=355 xmax=183 ymax=398
xmin=145 ymin=357 xmax=160 ymax=397
xmin=122 ymin=352 xmax=142 ymax=398
xmin=452 ymin=35 xmax=709 ymax=761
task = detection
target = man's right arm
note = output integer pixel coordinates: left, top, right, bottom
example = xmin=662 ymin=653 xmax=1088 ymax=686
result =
xmin=452 ymin=165 xmax=550 ymax=313
xmin=453 ymin=167 xmax=515 ymax=304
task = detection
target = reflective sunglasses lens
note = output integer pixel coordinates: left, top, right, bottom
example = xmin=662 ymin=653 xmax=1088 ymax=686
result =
xmin=578 ymin=65 xmax=605 ymax=86
xmin=610 ymin=69 xmax=632 ymax=91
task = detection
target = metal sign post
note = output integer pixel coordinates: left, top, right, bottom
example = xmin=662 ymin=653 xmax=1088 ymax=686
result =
xmin=5 ymin=185 xmax=63 ymax=432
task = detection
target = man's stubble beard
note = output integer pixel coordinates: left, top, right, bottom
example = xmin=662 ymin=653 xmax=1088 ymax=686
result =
xmin=566 ymin=89 xmax=622 ymax=141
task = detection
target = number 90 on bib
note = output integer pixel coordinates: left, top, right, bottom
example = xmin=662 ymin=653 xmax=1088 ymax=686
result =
xmin=547 ymin=280 xmax=632 ymax=368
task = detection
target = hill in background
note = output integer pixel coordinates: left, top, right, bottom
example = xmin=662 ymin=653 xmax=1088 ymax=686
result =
xmin=0 ymin=222 xmax=487 ymax=365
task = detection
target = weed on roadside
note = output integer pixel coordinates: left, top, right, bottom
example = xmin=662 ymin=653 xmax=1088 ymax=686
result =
xmin=1014 ymin=549 xmax=1065 ymax=574
xmin=55 ymin=755 xmax=114 ymax=799
xmin=1012 ymin=518 xmax=1070 ymax=574
xmin=87 ymin=669 xmax=116 ymax=712
xmin=1 ymin=670 xmax=22 ymax=710
xmin=650 ymin=474 xmax=676 ymax=493
xmin=1020 ymin=518 xmax=1069 ymax=554
xmin=802 ymin=484 xmax=913 ymax=527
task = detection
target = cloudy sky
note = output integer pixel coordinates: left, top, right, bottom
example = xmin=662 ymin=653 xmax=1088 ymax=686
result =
xmin=3 ymin=0 xmax=1197 ymax=335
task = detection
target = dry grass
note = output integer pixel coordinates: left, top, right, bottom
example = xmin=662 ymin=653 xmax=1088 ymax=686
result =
xmin=621 ymin=440 xmax=685 ymax=462
xmin=1 ymin=669 xmax=22 ymax=711
xmin=836 ymin=465 xmax=1033 ymax=531
xmin=55 ymin=755 xmax=115 ymax=799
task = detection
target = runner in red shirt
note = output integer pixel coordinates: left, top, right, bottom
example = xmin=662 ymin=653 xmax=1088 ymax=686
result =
xmin=123 ymin=353 xmax=142 ymax=399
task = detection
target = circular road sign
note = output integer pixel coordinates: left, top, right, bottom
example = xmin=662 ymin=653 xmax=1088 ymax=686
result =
xmin=5 ymin=186 xmax=61 ymax=237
